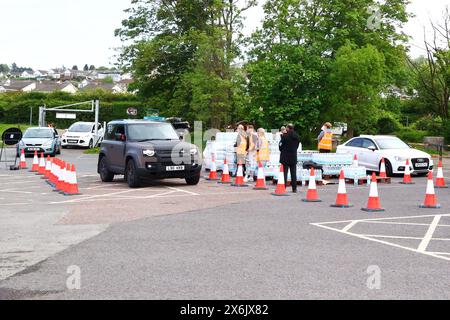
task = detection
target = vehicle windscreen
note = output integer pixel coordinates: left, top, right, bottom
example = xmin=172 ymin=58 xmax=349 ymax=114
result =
xmin=375 ymin=138 xmax=410 ymax=150
xmin=23 ymin=129 xmax=53 ymax=139
xmin=127 ymin=123 xmax=179 ymax=141
xmin=68 ymin=123 xmax=92 ymax=132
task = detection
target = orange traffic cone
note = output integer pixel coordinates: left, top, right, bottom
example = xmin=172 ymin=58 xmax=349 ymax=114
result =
xmin=59 ymin=163 xmax=71 ymax=194
xmin=435 ymin=160 xmax=447 ymax=188
xmin=65 ymin=164 xmax=80 ymax=196
xmin=54 ymin=160 xmax=65 ymax=191
xmin=37 ymin=152 xmax=46 ymax=175
xmin=331 ymin=170 xmax=352 ymax=208
xmin=19 ymin=149 xmax=27 ymax=169
xmin=353 ymin=154 xmax=359 ymax=167
xmin=43 ymin=156 xmax=52 ymax=179
xmin=206 ymin=153 xmax=219 ymax=180
xmin=231 ymin=161 xmax=248 ymax=187
xmin=420 ymin=170 xmax=441 ymax=208
xmin=31 ymin=151 xmax=39 ymax=172
xmin=48 ymin=158 xmax=58 ymax=186
xmin=218 ymin=158 xmax=231 ymax=184
xmin=254 ymin=162 xmax=268 ymax=190
xmin=400 ymin=159 xmax=414 ymax=184
xmin=379 ymin=157 xmax=387 ymax=178
xmin=302 ymin=168 xmax=321 ymax=202
xmin=272 ymin=164 xmax=289 ymax=196
xmin=362 ymin=173 xmax=385 ymax=212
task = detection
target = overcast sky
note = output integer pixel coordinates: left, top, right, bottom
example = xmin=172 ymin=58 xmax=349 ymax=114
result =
xmin=0 ymin=0 xmax=448 ymax=70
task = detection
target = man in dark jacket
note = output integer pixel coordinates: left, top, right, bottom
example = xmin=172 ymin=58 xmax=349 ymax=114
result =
xmin=279 ymin=124 xmax=300 ymax=193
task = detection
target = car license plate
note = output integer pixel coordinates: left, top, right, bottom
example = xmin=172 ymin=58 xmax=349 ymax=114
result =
xmin=166 ymin=165 xmax=185 ymax=171
xmin=28 ymin=147 xmax=40 ymax=151
xmin=415 ymin=162 xmax=428 ymax=168
xmin=68 ymin=140 xmax=78 ymax=143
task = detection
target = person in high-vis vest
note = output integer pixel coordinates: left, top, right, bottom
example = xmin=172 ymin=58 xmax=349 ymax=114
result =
xmin=244 ymin=125 xmax=259 ymax=182
xmin=256 ymin=128 xmax=270 ymax=168
xmin=235 ymin=124 xmax=248 ymax=174
xmin=318 ymin=122 xmax=333 ymax=153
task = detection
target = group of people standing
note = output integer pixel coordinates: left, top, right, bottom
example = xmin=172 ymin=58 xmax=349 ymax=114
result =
xmin=234 ymin=122 xmax=333 ymax=193
xmin=235 ymin=124 xmax=271 ymax=183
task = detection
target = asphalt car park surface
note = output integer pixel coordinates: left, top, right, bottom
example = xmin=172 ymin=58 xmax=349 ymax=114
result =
xmin=0 ymin=147 xmax=449 ymax=299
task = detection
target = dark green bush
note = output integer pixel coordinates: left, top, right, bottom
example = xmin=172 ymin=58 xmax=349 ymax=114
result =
xmin=377 ymin=116 xmax=401 ymax=134
xmin=0 ymin=90 xmax=146 ymax=127
xmin=395 ymin=128 xmax=428 ymax=143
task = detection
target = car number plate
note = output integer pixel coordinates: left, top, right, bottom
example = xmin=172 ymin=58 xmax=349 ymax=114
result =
xmin=166 ymin=165 xmax=185 ymax=171
xmin=68 ymin=140 xmax=78 ymax=143
xmin=415 ymin=162 xmax=428 ymax=168
xmin=28 ymin=147 xmax=40 ymax=151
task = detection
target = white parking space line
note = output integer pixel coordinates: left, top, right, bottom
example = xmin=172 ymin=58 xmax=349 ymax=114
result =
xmin=417 ymin=215 xmax=441 ymax=252
xmin=167 ymin=187 xmax=200 ymax=196
xmin=49 ymin=189 xmax=137 ymax=204
xmin=312 ymin=213 xmax=450 ymax=262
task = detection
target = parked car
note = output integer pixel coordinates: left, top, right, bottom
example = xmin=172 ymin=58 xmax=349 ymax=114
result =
xmin=17 ymin=127 xmax=61 ymax=157
xmin=97 ymin=120 xmax=202 ymax=188
xmin=336 ymin=135 xmax=433 ymax=176
xmin=61 ymin=122 xmax=104 ymax=149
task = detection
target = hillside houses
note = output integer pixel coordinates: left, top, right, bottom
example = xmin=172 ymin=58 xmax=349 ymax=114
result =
xmin=0 ymin=67 xmax=134 ymax=94
xmin=0 ymin=78 xmax=133 ymax=94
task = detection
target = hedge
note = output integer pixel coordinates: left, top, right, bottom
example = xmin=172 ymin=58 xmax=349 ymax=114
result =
xmin=0 ymin=90 xmax=149 ymax=128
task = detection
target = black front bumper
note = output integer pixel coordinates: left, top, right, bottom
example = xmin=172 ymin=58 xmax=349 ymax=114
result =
xmin=136 ymin=163 xmax=202 ymax=179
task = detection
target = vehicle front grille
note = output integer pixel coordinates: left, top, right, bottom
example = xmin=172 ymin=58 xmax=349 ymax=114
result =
xmin=411 ymin=158 xmax=429 ymax=170
xmin=26 ymin=144 xmax=42 ymax=146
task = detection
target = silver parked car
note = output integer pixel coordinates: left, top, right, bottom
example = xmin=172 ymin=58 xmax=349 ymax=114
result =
xmin=17 ymin=127 xmax=61 ymax=157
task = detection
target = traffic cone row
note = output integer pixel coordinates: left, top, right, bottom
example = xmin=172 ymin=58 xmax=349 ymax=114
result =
xmin=38 ymin=157 xmax=79 ymax=196
xmin=205 ymin=157 xmax=446 ymax=212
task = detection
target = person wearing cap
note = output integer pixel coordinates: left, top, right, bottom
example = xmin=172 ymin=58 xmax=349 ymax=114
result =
xmin=318 ymin=122 xmax=333 ymax=153
xmin=279 ymin=124 xmax=300 ymax=193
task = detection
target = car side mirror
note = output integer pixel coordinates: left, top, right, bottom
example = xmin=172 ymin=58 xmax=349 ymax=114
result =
xmin=368 ymin=146 xmax=376 ymax=152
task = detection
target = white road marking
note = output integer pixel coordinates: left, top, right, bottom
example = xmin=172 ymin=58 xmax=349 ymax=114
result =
xmin=311 ymin=213 xmax=450 ymax=262
xmin=342 ymin=221 xmax=358 ymax=232
xmin=167 ymin=186 xmax=200 ymax=196
xmin=0 ymin=189 xmax=33 ymax=194
xmin=49 ymin=189 xmax=136 ymax=204
xmin=417 ymin=215 xmax=442 ymax=252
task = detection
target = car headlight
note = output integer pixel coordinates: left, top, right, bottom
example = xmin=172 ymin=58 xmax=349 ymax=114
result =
xmin=190 ymin=148 xmax=198 ymax=155
xmin=43 ymin=141 xmax=53 ymax=148
xmin=143 ymin=149 xmax=155 ymax=157
xmin=19 ymin=140 xmax=25 ymax=147
xmin=394 ymin=156 xmax=408 ymax=162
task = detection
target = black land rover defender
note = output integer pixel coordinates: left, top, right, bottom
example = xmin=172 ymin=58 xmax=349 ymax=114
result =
xmin=98 ymin=120 xmax=202 ymax=188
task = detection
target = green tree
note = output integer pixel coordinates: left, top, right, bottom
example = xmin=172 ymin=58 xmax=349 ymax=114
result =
xmin=0 ymin=64 xmax=10 ymax=73
xmin=246 ymin=0 xmax=410 ymax=140
xmin=83 ymin=64 xmax=89 ymax=71
xmin=328 ymin=44 xmax=386 ymax=137
xmin=72 ymin=65 xmax=78 ymax=71
xmin=116 ymin=0 xmax=256 ymax=128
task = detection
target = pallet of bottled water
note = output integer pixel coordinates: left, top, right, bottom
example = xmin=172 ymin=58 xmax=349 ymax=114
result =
xmin=343 ymin=166 xmax=367 ymax=180
xmin=311 ymin=153 xmax=353 ymax=165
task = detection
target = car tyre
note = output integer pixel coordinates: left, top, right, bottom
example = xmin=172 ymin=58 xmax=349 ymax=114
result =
xmin=88 ymin=139 xmax=94 ymax=149
xmin=126 ymin=159 xmax=141 ymax=188
xmin=185 ymin=174 xmax=200 ymax=185
xmin=99 ymin=156 xmax=114 ymax=182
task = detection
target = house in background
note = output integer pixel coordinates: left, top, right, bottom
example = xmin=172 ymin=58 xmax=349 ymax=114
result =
xmin=20 ymin=70 xmax=34 ymax=78
xmin=35 ymin=80 xmax=78 ymax=94
xmin=0 ymin=80 xmax=36 ymax=92
xmin=80 ymin=81 xmax=129 ymax=94
xmin=97 ymin=70 xmax=122 ymax=82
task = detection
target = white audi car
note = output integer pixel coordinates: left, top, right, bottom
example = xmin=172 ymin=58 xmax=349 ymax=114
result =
xmin=336 ymin=135 xmax=433 ymax=176
xmin=61 ymin=122 xmax=104 ymax=149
